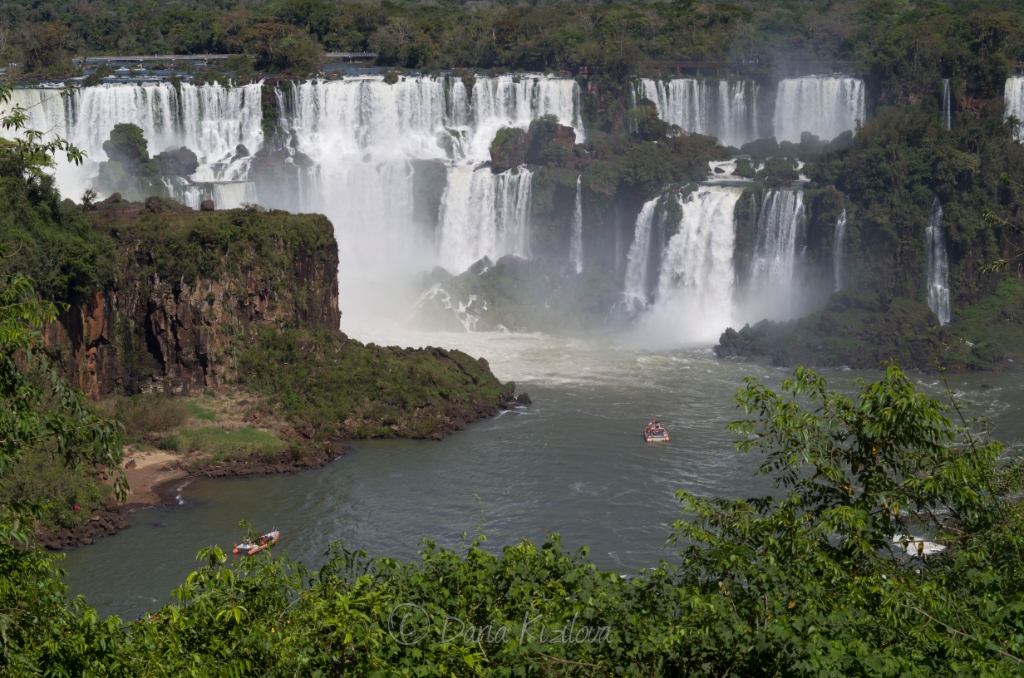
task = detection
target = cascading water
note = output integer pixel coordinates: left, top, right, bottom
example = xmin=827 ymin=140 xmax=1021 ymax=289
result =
xmin=833 ymin=208 xmax=847 ymax=292
xmin=925 ymin=198 xmax=951 ymax=326
xmin=437 ymin=165 xmax=533 ymax=273
xmin=772 ymin=76 xmax=865 ymax=143
xmin=746 ymin=190 xmax=805 ymax=320
xmin=570 ymin=175 xmax=583 ymax=273
xmin=942 ymin=79 xmax=952 ymax=130
xmin=275 ymin=74 xmax=582 ymax=300
xmin=622 ymin=199 xmax=660 ymax=310
xmin=649 ymin=186 xmax=744 ymax=343
xmin=1004 ymin=76 xmax=1024 ymax=142
xmin=1 ymin=82 xmax=263 ymax=206
xmin=635 ymin=78 xmax=760 ymax=148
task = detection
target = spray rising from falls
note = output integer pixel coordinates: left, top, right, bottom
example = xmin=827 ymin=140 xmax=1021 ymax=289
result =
xmin=773 ymin=76 xmax=865 ymax=143
xmin=649 ymin=186 xmax=744 ymax=343
xmin=635 ymin=79 xmax=760 ymax=148
xmin=926 ymin=198 xmax=951 ymax=326
xmin=1004 ymin=76 xmax=1024 ymax=142
xmin=942 ymin=79 xmax=952 ymax=130
xmin=276 ymin=74 xmax=582 ymax=290
xmin=570 ymin=175 xmax=583 ymax=273
xmin=437 ymin=165 xmax=533 ymax=273
xmin=833 ymin=208 xmax=847 ymax=292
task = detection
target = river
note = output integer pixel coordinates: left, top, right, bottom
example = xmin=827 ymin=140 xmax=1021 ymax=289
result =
xmin=62 ymin=325 xmax=1024 ymax=619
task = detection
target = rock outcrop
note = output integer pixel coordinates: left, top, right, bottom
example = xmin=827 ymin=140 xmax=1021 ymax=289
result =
xmin=43 ymin=201 xmax=340 ymax=398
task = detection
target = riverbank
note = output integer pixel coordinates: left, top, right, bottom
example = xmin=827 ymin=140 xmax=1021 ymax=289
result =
xmin=37 ymin=442 xmax=349 ymax=550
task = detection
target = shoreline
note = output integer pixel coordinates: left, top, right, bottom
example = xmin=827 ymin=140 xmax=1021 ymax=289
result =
xmin=41 ymin=443 xmax=352 ymax=551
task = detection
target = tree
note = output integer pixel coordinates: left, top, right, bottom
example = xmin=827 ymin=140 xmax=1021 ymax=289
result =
xmin=101 ymin=122 xmax=149 ymax=173
xmin=981 ymin=173 xmax=1024 ymax=274
xmin=0 ymin=83 xmax=124 ymax=544
xmin=667 ymin=364 xmax=1024 ymax=673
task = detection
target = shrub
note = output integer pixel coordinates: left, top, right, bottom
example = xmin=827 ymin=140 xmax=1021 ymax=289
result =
xmin=97 ymin=395 xmax=189 ymax=442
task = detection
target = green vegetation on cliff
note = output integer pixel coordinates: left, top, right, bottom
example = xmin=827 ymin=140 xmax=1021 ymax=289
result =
xmin=238 ymin=327 xmax=512 ymax=440
xmin=718 ymin=282 xmax=1024 ymax=371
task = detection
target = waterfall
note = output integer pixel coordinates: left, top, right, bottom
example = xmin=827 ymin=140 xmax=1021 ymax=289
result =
xmin=5 ymin=76 xmax=590 ymax=321
xmin=833 ymin=208 xmax=847 ymax=292
xmin=1004 ymin=76 xmax=1024 ymax=142
xmin=1 ymin=82 xmax=263 ymax=204
xmin=773 ymin=76 xmax=866 ymax=143
xmin=622 ymin=199 xmax=660 ymax=309
xmin=636 ymin=78 xmax=760 ymax=147
xmin=653 ymin=186 xmax=743 ymax=341
xmin=570 ymin=175 xmax=583 ymax=273
xmin=747 ymin=190 xmax=805 ymax=319
xmin=942 ymin=79 xmax=952 ymax=130
xmin=925 ymin=198 xmax=951 ymax=326
xmin=283 ymin=74 xmax=583 ymax=165
xmin=437 ymin=165 xmax=533 ymax=273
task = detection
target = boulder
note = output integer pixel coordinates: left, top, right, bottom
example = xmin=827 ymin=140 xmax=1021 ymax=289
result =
xmin=200 ymin=199 xmax=215 ymax=211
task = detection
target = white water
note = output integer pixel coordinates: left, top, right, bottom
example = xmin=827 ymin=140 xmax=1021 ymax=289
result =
xmin=3 ymin=76 xmax=582 ymax=287
xmin=834 ymin=208 xmax=847 ymax=291
xmin=1004 ymin=76 xmax=1024 ymax=142
xmin=2 ymin=82 xmax=263 ymax=207
xmin=622 ymin=199 xmax=661 ymax=309
xmin=747 ymin=190 xmax=805 ymax=319
xmin=644 ymin=186 xmax=743 ymax=345
xmin=282 ymin=74 xmax=583 ymax=166
xmin=773 ymin=76 xmax=865 ymax=143
xmin=925 ymin=198 xmax=951 ymax=326
xmin=570 ymin=175 xmax=583 ymax=273
xmin=274 ymin=74 xmax=582 ymax=315
xmin=636 ymin=78 xmax=760 ymax=148
xmin=942 ymin=79 xmax=952 ymax=130
xmin=437 ymin=165 xmax=533 ymax=273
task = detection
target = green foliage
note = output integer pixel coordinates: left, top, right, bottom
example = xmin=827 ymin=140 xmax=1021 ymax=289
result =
xmin=157 ymin=426 xmax=286 ymax=462
xmin=0 ymin=272 xmax=125 ymax=541
xmin=237 ymin=327 xmax=511 ymax=440
xmin=631 ymin=98 xmax=670 ymax=141
xmin=186 ymin=401 xmax=217 ymax=422
xmin=716 ymin=281 xmax=1024 ymax=371
xmin=101 ymin=123 xmax=149 ymax=172
xmin=0 ymin=452 xmax=110 ymax=529
xmin=95 ymin=394 xmax=190 ymax=443
xmin=488 ymin=126 xmax=528 ymax=173
xmin=89 ymin=203 xmax=336 ymax=288
xmin=3 ymin=365 xmax=1023 ymax=674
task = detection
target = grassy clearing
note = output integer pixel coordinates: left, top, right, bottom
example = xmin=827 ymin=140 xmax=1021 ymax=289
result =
xmin=186 ymin=401 xmax=217 ymax=422
xmin=156 ymin=426 xmax=287 ymax=463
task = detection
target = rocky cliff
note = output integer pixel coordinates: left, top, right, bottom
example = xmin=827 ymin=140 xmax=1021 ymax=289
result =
xmin=43 ymin=197 xmax=339 ymax=399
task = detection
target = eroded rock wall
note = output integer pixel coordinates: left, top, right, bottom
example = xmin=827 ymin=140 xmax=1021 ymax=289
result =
xmin=44 ymin=202 xmax=339 ymax=398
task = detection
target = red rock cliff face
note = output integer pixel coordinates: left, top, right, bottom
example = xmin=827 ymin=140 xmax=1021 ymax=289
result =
xmin=43 ymin=204 xmax=340 ymax=399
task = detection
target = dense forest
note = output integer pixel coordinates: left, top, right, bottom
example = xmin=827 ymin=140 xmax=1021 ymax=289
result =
xmin=2 ymin=1 xmax=1024 ymax=674
xmin=2 ymin=0 xmax=1024 ymax=86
